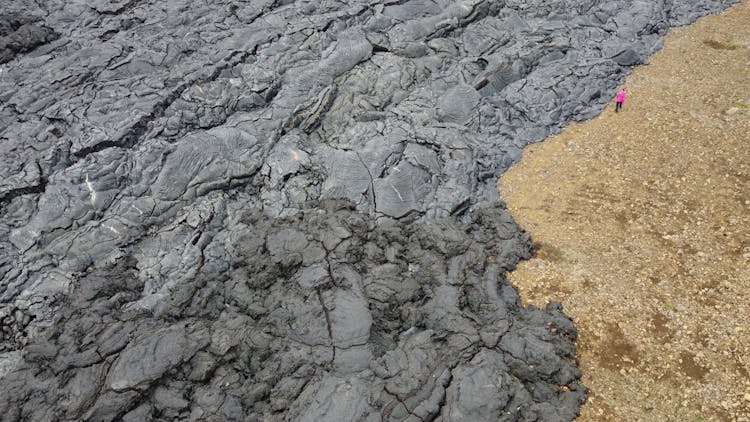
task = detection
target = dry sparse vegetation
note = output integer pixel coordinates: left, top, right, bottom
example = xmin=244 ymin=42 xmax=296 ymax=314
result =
xmin=499 ymin=2 xmax=750 ymax=421
xmin=704 ymin=39 xmax=743 ymax=50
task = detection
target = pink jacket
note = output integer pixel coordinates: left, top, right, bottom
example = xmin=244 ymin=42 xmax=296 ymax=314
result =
xmin=616 ymin=90 xmax=627 ymax=102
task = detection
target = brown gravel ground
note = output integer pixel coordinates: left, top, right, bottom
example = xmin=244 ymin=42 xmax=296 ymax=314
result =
xmin=497 ymin=2 xmax=750 ymax=421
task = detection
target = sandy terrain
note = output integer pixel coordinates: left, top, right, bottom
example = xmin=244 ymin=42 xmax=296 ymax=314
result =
xmin=498 ymin=1 xmax=750 ymax=421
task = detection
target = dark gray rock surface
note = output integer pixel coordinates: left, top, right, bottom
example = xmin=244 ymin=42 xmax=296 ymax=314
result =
xmin=0 ymin=0 xmax=736 ymax=420
xmin=0 ymin=12 xmax=59 ymax=65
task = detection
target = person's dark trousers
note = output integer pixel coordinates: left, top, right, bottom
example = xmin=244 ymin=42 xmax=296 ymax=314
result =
xmin=615 ymin=101 xmax=622 ymax=112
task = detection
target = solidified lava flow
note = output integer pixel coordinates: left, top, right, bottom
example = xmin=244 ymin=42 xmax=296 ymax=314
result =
xmin=0 ymin=1 xmax=737 ymax=420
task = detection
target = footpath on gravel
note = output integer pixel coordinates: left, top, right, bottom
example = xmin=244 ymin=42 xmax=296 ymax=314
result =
xmin=498 ymin=1 xmax=750 ymax=421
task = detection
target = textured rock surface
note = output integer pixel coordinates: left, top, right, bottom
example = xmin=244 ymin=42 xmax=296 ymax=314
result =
xmin=0 ymin=0 xmax=736 ymax=420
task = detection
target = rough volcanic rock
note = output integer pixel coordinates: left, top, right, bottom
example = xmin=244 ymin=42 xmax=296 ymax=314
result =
xmin=0 ymin=12 xmax=59 ymax=65
xmin=0 ymin=0 xmax=737 ymax=420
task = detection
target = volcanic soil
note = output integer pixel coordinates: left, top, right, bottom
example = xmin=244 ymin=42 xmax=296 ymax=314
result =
xmin=498 ymin=1 xmax=750 ymax=421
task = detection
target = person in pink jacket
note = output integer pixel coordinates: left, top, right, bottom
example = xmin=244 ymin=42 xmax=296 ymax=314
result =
xmin=615 ymin=88 xmax=627 ymax=112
